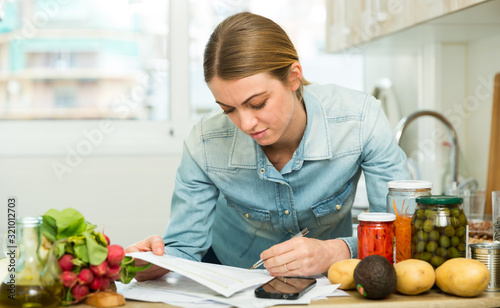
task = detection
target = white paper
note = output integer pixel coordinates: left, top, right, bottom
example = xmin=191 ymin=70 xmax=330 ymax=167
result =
xmin=127 ymin=251 xmax=273 ymax=297
xmin=116 ymin=272 xmax=344 ymax=308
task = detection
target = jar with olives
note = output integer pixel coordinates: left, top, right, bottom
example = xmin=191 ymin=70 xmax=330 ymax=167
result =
xmin=411 ymin=195 xmax=468 ymax=268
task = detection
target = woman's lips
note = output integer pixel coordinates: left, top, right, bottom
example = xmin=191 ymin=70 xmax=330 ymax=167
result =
xmin=250 ymin=129 xmax=267 ymax=140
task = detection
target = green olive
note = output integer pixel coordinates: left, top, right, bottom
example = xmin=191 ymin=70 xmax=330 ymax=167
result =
xmin=440 ymin=208 xmax=450 ymax=217
xmin=413 ymin=219 xmax=424 ymax=230
xmin=430 ymin=255 xmax=445 ymax=268
xmin=423 ymin=219 xmax=434 ymax=233
xmin=416 ymin=210 xmax=425 ymax=220
xmin=436 ymin=247 xmax=448 ymax=258
xmin=457 ymin=243 xmax=467 ymax=252
xmin=448 ymin=247 xmax=460 ymax=258
xmin=450 ymin=236 xmax=459 ymax=247
xmin=450 ymin=216 xmax=460 ymax=228
xmin=450 ymin=208 xmax=460 ymax=217
xmin=416 ymin=241 xmax=426 ymax=253
xmin=429 ymin=230 xmax=440 ymax=241
xmin=439 ymin=235 xmax=450 ymax=248
xmin=426 ymin=241 xmax=437 ymax=253
xmin=444 ymin=225 xmax=455 ymax=237
xmin=412 ymin=234 xmax=419 ymax=244
xmin=456 ymin=226 xmax=466 ymax=238
xmin=459 ymin=213 xmax=467 ymax=225
xmin=417 ymin=230 xmax=428 ymax=241
xmin=419 ymin=252 xmax=432 ymax=262
xmin=424 ymin=209 xmax=435 ymax=219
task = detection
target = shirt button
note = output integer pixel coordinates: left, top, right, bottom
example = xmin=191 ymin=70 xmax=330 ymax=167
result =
xmin=244 ymin=213 xmax=250 ymax=219
xmin=336 ymin=204 xmax=341 ymax=210
xmin=259 ymin=168 xmax=265 ymax=174
xmin=284 ymin=210 xmax=290 ymax=215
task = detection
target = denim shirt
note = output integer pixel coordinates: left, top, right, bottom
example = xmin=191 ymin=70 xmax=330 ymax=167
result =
xmin=163 ymin=83 xmax=410 ymax=268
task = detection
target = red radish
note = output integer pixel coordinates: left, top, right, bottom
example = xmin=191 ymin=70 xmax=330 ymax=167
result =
xmin=60 ymin=271 xmax=77 ymax=288
xmin=78 ymin=268 xmax=94 ymax=285
xmin=106 ymin=245 xmax=125 ymax=266
xmin=89 ymin=276 xmax=103 ymax=291
xmin=105 ymin=264 xmax=121 ymax=279
xmin=90 ymin=260 xmax=109 ymax=277
xmin=58 ymin=254 xmax=74 ymax=271
xmin=100 ymin=277 xmax=110 ymax=291
xmin=71 ymin=284 xmax=89 ymax=301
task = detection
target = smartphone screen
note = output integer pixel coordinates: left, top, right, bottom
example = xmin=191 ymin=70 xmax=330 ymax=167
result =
xmin=254 ymin=277 xmax=317 ymax=300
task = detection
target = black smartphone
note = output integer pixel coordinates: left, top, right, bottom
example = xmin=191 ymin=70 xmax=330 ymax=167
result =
xmin=254 ymin=277 xmax=317 ymax=300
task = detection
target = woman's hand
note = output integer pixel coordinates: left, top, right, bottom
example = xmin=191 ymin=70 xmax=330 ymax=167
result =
xmin=125 ymin=235 xmax=170 ymax=281
xmin=260 ymin=237 xmax=350 ymax=277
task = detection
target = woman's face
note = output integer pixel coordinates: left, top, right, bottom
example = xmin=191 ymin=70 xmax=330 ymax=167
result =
xmin=207 ymin=72 xmax=303 ymax=147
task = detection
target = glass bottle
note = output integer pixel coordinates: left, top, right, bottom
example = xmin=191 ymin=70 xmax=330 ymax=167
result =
xmin=411 ymin=195 xmax=468 ymax=269
xmin=386 ymin=180 xmax=432 ymax=263
xmin=357 ymin=212 xmax=396 ymax=264
xmin=0 ymin=217 xmax=62 ymax=308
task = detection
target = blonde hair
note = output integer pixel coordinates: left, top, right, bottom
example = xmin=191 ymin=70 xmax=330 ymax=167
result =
xmin=203 ymin=12 xmax=309 ymax=100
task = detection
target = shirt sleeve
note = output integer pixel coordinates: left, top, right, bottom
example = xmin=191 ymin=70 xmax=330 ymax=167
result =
xmin=162 ymin=138 xmax=220 ymax=262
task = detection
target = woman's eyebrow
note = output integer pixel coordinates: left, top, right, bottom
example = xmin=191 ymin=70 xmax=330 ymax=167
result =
xmin=215 ymin=91 xmax=266 ymax=107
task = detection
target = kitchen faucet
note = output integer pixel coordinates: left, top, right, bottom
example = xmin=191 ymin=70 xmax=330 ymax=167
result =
xmin=394 ymin=110 xmax=459 ymax=194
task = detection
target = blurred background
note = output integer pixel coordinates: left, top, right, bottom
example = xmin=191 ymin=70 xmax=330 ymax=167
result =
xmin=0 ymin=0 xmax=499 ymax=249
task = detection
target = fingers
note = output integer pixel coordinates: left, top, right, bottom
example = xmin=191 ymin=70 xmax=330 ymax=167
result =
xmin=148 ymin=236 xmax=166 ymax=255
xmin=262 ymin=240 xmax=302 ymax=277
xmin=124 ymin=235 xmax=165 ymax=255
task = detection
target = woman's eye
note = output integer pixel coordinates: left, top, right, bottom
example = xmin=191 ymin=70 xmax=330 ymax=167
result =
xmin=223 ymin=108 xmax=235 ymax=114
xmin=253 ymin=100 xmax=267 ymax=110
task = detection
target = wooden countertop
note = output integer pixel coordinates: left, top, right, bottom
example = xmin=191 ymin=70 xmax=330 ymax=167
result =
xmin=75 ymin=289 xmax=500 ymax=308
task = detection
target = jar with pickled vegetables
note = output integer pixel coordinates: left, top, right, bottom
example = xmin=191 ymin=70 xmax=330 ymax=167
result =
xmin=411 ymin=195 xmax=468 ymax=268
xmin=357 ymin=212 xmax=396 ymax=264
xmin=386 ymin=180 xmax=432 ymax=263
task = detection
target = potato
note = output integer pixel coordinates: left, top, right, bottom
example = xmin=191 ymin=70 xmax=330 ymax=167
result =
xmin=327 ymin=259 xmax=360 ymax=290
xmin=394 ymin=259 xmax=435 ymax=295
xmin=435 ymin=258 xmax=490 ymax=297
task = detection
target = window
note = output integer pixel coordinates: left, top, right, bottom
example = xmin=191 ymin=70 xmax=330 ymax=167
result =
xmin=0 ymin=0 xmax=169 ymax=121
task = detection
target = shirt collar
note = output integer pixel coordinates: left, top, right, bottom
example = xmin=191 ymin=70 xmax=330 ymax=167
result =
xmin=228 ymin=86 xmax=332 ymax=168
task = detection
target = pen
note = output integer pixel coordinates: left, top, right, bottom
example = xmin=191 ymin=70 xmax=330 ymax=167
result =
xmin=249 ymin=227 xmax=310 ymax=270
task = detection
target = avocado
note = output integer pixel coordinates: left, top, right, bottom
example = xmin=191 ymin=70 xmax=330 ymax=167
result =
xmin=353 ymin=255 xmax=397 ymax=299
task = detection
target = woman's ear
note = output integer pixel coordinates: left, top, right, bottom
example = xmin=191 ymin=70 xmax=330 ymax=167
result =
xmin=288 ymin=62 xmax=303 ymax=91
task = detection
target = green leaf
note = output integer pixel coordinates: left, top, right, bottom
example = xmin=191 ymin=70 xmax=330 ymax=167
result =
xmin=74 ymin=244 xmax=89 ymax=263
xmin=83 ymin=231 xmax=107 ymax=266
xmin=56 ymin=208 xmax=86 ymax=239
xmin=41 ymin=215 xmax=57 ymax=243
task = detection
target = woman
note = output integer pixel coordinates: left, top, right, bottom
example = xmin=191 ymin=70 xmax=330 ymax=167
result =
xmin=126 ymin=12 xmax=410 ymax=280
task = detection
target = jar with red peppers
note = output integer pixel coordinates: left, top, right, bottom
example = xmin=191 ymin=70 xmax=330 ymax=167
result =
xmin=357 ymin=212 xmax=396 ymax=264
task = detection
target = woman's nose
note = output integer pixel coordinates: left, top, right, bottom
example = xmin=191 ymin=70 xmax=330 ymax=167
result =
xmin=239 ymin=110 xmax=258 ymax=132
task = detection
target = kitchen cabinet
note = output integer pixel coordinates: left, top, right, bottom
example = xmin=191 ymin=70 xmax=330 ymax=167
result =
xmin=326 ymin=0 xmax=489 ymax=53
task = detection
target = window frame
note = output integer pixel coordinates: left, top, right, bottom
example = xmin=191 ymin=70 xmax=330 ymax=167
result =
xmin=0 ymin=0 xmax=192 ymax=157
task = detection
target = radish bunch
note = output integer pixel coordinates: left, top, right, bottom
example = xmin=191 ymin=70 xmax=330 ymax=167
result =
xmin=58 ymin=244 xmax=127 ymax=303
xmin=41 ymin=208 xmax=150 ymax=306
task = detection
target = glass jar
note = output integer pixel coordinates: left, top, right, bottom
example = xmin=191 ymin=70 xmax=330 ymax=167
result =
xmin=386 ymin=180 xmax=432 ymax=263
xmin=357 ymin=212 xmax=396 ymax=264
xmin=0 ymin=217 xmax=62 ymax=308
xmin=411 ymin=195 xmax=468 ymax=269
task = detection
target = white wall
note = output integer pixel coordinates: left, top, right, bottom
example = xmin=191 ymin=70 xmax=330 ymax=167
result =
xmin=0 ymin=155 xmax=180 ymax=252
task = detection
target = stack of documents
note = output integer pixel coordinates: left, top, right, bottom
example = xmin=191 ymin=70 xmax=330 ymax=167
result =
xmin=117 ymin=252 xmax=347 ymax=307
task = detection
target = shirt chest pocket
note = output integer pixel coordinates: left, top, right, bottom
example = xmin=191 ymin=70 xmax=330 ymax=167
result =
xmin=225 ymin=197 xmax=275 ymax=231
xmin=310 ymin=181 xmax=355 ymax=226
